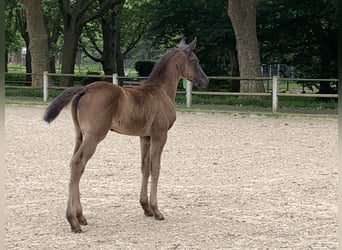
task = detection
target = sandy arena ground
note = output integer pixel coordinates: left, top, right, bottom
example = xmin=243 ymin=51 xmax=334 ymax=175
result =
xmin=5 ymin=105 xmax=337 ymax=249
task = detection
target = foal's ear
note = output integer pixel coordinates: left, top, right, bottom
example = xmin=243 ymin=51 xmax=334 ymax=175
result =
xmin=178 ymin=38 xmax=187 ymax=48
xmin=184 ymin=37 xmax=197 ymax=55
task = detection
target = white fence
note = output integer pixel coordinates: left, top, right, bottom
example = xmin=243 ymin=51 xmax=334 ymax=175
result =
xmin=181 ymin=76 xmax=338 ymax=112
xmin=9 ymin=71 xmax=338 ymax=113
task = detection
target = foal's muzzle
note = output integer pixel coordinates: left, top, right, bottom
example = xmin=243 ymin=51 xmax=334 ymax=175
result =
xmin=195 ymin=73 xmax=209 ymax=88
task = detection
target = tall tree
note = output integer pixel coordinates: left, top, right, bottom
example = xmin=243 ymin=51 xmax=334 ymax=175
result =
xmin=81 ymin=0 xmax=149 ymax=76
xmin=228 ymin=0 xmax=264 ymax=93
xmin=21 ymin=0 xmax=50 ymax=87
xmin=81 ymin=2 xmax=123 ymax=76
xmin=58 ymin=0 xmax=124 ymax=86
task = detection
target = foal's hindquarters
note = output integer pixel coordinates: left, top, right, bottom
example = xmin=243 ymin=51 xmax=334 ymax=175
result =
xmin=65 ymin=83 xmax=173 ymax=232
xmin=66 ymin=84 xmax=117 ymax=233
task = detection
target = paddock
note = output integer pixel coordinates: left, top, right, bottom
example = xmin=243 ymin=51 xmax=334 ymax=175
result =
xmin=5 ymin=105 xmax=337 ymax=249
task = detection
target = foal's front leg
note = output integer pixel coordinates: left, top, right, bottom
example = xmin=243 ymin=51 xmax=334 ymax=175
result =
xmin=139 ymin=136 xmax=153 ymax=217
xmin=149 ymin=133 xmax=167 ymax=220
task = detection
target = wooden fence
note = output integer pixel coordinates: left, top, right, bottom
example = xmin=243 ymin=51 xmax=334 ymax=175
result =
xmin=5 ymin=72 xmax=338 ymax=113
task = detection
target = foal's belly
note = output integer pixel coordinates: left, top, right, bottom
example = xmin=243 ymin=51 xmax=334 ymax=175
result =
xmin=110 ymin=119 xmax=150 ymax=136
xmin=110 ymin=126 xmax=148 ymax=136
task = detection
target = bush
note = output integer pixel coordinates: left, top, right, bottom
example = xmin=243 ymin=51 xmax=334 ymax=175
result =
xmin=134 ymin=61 xmax=155 ymax=77
xmin=5 ymin=74 xmax=31 ymax=86
xmin=80 ymin=71 xmax=101 ymax=85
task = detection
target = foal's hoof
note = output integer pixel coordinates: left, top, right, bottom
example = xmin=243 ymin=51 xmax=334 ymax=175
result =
xmin=78 ymin=215 xmax=88 ymax=225
xmin=71 ymin=226 xmax=82 ymax=233
xmin=154 ymin=214 xmax=165 ymax=220
xmin=144 ymin=210 xmax=154 ymax=217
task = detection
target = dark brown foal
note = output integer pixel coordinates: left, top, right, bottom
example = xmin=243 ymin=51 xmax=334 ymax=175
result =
xmin=43 ymin=38 xmax=209 ymax=233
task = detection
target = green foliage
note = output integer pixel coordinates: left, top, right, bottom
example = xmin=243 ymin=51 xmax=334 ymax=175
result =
xmin=6 ymin=0 xmax=337 ymax=94
xmin=43 ymin=0 xmax=63 ymax=60
xmin=79 ymin=0 xmax=156 ymax=73
xmin=5 ymin=88 xmax=43 ymax=98
xmin=5 ymin=0 xmax=25 ymax=52
xmin=148 ymin=0 xmax=234 ymax=76
xmin=5 ymin=74 xmax=30 ymax=86
xmin=134 ymin=61 xmax=155 ymax=76
xmin=118 ymin=0 xmax=156 ymax=64
xmin=5 ymin=88 xmax=62 ymax=99
xmin=257 ymin=0 xmax=337 ymax=79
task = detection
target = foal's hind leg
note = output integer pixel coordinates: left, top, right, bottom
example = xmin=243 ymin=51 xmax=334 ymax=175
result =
xmin=139 ymin=136 xmax=153 ymax=217
xmin=69 ymin=121 xmax=87 ymax=225
xmin=71 ymin=101 xmax=82 ymax=156
xmin=66 ymin=135 xmax=101 ymax=233
xmin=72 ymin=127 xmax=83 ymax=156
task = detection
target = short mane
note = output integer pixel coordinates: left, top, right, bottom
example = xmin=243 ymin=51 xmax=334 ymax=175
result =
xmin=147 ymin=48 xmax=178 ymax=81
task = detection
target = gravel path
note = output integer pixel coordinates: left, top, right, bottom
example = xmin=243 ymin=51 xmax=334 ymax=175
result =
xmin=5 ymin=105 xmax=337 ymax=249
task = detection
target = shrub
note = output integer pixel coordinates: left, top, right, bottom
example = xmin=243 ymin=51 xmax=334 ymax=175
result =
xmin=80 ymin=71 xmax=101 ymax=85
xmin=5 ymin=74 xmax=31 ymax=86
xmin=134 ymin=61 xmax=155 ymax=77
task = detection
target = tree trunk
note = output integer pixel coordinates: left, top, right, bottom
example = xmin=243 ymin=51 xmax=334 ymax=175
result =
xmin=101 ymin=11 xmax=117 ymax=75
xmin=100 ymin=6 xmax=124 ymax=76
xmin=115 ymin=31 xmax=125 ymax=76
xmin=228 ymin=0 xmax=264 ymax=93
xmin=22 ymin=32 xmax=32 ymax=82
xmin=5 ymin=49 xmax=8 ymax=72
xmin=25 ymin=49 xmax=32 ymax=82
xmin=21 ymin=0 xmax=50 ymax=87
xmin=318 ymin=31 xmax=337 ymax=94
xmin=60 ymin=26 xmax=82 ymax=86
xmin=228 ymin=48 xmax=240 ymax=92
xmin=318 ymin=50 xmax=336 ymax=94
xmin=49 ymin=56 xmax=56 ymax=73
xmin=22 ymin=0 xmax=49 ymax=87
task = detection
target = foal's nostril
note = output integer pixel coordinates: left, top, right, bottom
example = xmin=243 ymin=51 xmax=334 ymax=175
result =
xmin=198 ymin=78 xmax=209 ymax=88
xmin=201 ymin=76 xmax=209 ymax=88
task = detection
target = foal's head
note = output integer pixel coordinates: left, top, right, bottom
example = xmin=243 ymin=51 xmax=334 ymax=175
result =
xmin=177 ymin=38 xmax=209 ymax=88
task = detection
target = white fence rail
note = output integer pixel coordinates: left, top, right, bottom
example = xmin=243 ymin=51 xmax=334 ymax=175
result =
xmin=181 ymin=76 xmax=337 ymax=112
xmin=7 ymin=71 xmax=338 ymax=113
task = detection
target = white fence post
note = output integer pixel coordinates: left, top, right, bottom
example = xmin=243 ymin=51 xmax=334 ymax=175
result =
xmin=43 ymin=71 xmax=48 ymax=102
xmin=186 ymin=79 xmax=192 ymax=108
xmin=272 ymin=76 xmax=279 ymax=113
xmin=112 ymin=73 xmax=118 ymax=85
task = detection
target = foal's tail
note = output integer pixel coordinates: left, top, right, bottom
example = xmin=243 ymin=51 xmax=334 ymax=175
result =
xmin=43 ymin=86 xmax=85 ymax=123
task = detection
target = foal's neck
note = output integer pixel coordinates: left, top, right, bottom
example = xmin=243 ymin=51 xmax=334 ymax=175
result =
xmin=149 ymin=61 xmax=182 ymax=100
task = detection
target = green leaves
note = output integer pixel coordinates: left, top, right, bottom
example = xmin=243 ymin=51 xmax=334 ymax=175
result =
xmin=147 ymin=0 xmax=233 ymax=76
xmin=257 ymin=0 xmax=337 ymax=78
